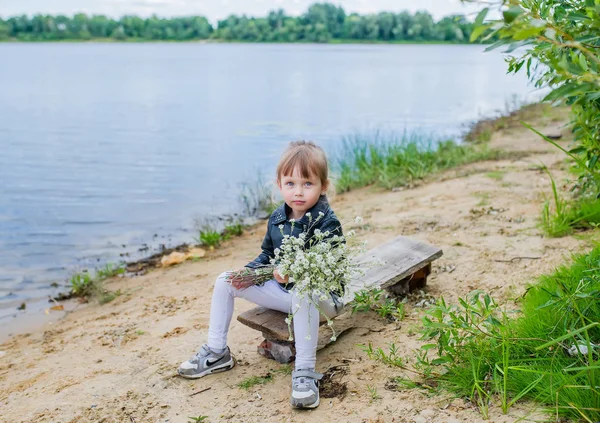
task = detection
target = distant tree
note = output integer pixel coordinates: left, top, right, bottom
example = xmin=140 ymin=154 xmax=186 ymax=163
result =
xmin=361 ymin=15 xmax=380 ymax=41
xmin=302 ymin=3 xmax=345 ymax=39
xmin=121 ymin=15 xmax=145 ymax=38
xmin=394 ymin=11 xmax=414 ymax=40
xmin=0 ymin=20 xmax=9 ymax=40
xmin=111 ymin=25 xmax=126 ymax=40
xmin=377 ymin=12 xmax=396 ymax=41
xmin=0 ymin=3 xmax=480 ymax=44
xmin=342 ymin=14 xmax=363 ymax=39
xmin=412 ymin=11 xmax=435 ymax=41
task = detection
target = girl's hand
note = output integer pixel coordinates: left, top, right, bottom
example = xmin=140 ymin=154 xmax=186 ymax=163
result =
xmin=273 ymin=269 xmax=289 ymax=285
xmin=228 ymin=269 xmax=256 ymax=290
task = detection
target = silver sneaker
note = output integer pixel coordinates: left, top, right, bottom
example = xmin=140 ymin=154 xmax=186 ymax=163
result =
xmin=290 ymin=369 xmax=323 ymax=409
xmin=178 ymin=344 xmax=235 ymax=379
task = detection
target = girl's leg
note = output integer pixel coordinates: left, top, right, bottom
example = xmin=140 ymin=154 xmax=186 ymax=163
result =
xmin=291 ymin=292 xmax=340 ymax=370
xmin=207 ymin=273 xmax=291 ymax=351
xmin=180 ymin=275 xmax=293 ymax=380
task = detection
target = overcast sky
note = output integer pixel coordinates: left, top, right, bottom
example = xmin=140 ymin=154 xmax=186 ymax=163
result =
xmin=1 ymin=0 xmax=486 ymax=22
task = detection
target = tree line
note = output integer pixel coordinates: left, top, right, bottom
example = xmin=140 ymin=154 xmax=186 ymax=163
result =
xmin=0 ymin=3 xmax=477 ymax=43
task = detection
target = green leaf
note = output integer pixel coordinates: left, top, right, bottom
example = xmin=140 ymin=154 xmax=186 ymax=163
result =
xmin=543 ymin=82 xmax=591 ymax=102
xmin=563 ymin=365 xmax=600 ymax=372
xmin=534 ymin=322 xmax=600 ymax=350
xmin=505 ymin=40 xmax=532 ymax=53
xmin=503 ymin=6 xmax=523 ymax=24
xmin=513 ymin=26 xmax=545 ymax=40
xmin=420 ymin=343 xmax=437 ymax=351
xmin=475 ymin=8 xmax=489 ymax=26
xmin=523 ymin=123 xmax=590 ymax=171
xmin=470 ymin=24 xmax=487 ymax=42
xmin=575 ymin=34 xmax=600 ymax=43
xmin=564 ymin=12 xmax=591 ymax=22
xmin=513 ymin=60 xmax=526 ymax=73
xmin=578 ymin=53 xmax=589 ymax=72
xmin=431 ymin=356 xmax=453 ymax=365
xmin=568 ymin=146 xmax=587 ymax=154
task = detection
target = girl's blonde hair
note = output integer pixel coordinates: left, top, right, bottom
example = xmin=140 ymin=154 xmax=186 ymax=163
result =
xmin=276 ymin=141 xmax=329 ymax=191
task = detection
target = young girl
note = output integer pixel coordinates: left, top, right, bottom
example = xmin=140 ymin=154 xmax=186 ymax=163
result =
xmin=178 ymin=141 xmax=344 ymax=409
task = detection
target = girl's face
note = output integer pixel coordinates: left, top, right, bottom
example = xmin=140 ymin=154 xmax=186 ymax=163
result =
xmin=277 ymin=167 xmax=327 ymax=220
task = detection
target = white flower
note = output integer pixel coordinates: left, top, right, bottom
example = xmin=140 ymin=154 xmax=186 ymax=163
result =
xmin=355 ymin=216 xmax=363 ymax=224
xmin=290 ymin=218 xmax=296 ymax=223
xmin=306 ymin=212 xmax=311 ymax=218
xmin=267 ymin=215 xmax=378 ymax=342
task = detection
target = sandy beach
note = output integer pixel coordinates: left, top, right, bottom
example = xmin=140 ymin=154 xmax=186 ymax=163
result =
xmin=1 ymin=106 xmax=595 ymax=423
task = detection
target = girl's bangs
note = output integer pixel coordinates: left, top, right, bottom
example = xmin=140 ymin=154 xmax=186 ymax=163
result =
xmin=279 ymin=151 xmax=322 ymax=180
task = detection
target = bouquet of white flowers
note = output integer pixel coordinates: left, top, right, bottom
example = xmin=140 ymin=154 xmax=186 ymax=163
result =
xmin=228 ymin=213 xmax=368 ymax=341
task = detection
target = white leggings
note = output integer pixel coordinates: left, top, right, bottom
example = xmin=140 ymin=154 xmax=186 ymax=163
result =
xmin=207 ymin=271 xmax=342 ymax=370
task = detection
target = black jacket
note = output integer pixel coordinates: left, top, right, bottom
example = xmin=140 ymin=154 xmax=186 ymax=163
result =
xmin=245 ymin=196 xmax=343 ymax=289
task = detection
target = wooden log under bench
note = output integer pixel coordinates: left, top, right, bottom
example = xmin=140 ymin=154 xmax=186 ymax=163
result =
xmin=236 ymin=235 xmax=443 ymax=363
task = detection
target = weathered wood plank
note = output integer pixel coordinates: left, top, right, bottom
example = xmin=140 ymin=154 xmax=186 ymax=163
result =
xmin=237 ymin=236 xmax=443 ymax=341
xmin=238 ymin=307 xmax=290 ymax=340
xmin=238 ymin=307 xmax=338 ymax=341
xmin=343 ymin=236 xmax=442 ymax=302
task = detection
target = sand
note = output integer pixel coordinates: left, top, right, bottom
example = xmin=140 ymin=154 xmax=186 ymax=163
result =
xmin=1 ymin=107 xmax=595 ymax=423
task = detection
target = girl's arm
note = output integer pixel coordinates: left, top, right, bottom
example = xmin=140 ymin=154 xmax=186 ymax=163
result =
xmin=320 ymin=216 xmax=343 ymax=240
xmin=245 ymin=225 xmax=274 ymax=269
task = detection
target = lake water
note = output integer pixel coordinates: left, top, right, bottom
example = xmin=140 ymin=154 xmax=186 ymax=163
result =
xmin=0 ymin=43 xmax=540 ymax=329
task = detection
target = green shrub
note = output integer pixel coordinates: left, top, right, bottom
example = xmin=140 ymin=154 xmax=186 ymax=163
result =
xmin=413 ymin=247 xmax=600 ymax=421
xmin=69 ymin=263 xmax=124 ymax=302
xmin=541 ymin=167 xmax=600 ymax=237
xmin=352 ymin=288 xmax=406 ymax=322
xmin=223 ymin=222 xmax=245 ymax=239
xmin=471 ymin=0 xmax=600 ymax=235
xmin=197 ymin=229 xmax=222 ymax=248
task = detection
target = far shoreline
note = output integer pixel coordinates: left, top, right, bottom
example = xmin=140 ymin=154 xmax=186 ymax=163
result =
xmin=0 ymin=38 xmax=485 ymax=46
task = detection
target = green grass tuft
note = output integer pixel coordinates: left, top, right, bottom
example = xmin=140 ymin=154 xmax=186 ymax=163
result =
xmin=197 ymin=229 xmax=222 ymax=248
xmin=360 ymin=342 xmax=405 ymax=368
xmin=352 ymin=289 xmax=405 ymax=322
xmin=541 ymin=168 xmax=600 ymax=237
xmin=237 ymin=373 xmax=273 ymax=390
xmin=486 ymin=170 xmax=505 ymax=180
xmin=223 ymin=222 xmax=245 ymax=238
xmin=367 ymin=385 xmax=382 ymax=402
xmin=333 ymin=132 xmax=502 ymax=193
xmin=69 ymin=263 xmax=125 ymax=303
xmin=412 ymin=247 xmax=600 ymax=421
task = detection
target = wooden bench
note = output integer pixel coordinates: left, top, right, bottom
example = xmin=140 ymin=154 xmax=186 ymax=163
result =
xmin=237 ymin=236 xmax=443 ymax=363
